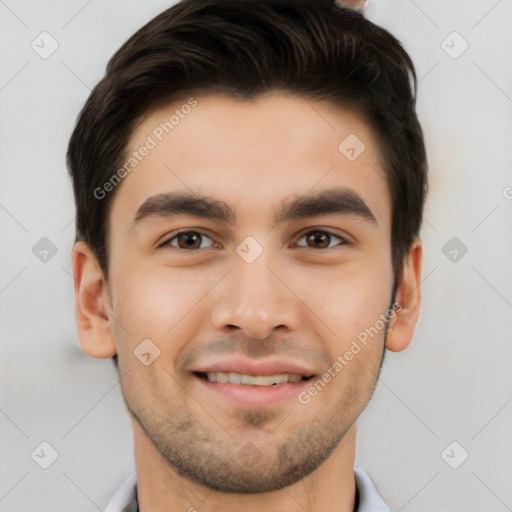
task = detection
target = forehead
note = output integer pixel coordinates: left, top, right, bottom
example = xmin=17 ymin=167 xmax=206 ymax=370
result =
xmin=109 ymin=92 xmax=391 ymax=231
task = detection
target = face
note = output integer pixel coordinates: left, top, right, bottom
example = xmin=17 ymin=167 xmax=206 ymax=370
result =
xmin=103 ymin=92 xmax=397 ymax=492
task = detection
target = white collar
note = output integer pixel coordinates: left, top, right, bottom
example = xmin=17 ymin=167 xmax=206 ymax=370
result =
xmin=105 ymin=467 xmax=390 ymax=512
xmin=354 ymin=467 xmax=391 ymax=511
xmin=104 ymin=471 xmax=137 ymax=512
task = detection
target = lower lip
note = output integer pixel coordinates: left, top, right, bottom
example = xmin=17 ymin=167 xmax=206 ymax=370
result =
xmin=194 ymin=375 xmax=313 ymax=405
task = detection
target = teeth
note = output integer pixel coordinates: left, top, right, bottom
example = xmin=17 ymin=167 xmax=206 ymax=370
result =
xmin=229 ymin=372 xmax=241 ymax=384
xmin=217 ymin=372 xmax=229 ymax=384
xmin=205 ymin=372 xmax=303 ymax=386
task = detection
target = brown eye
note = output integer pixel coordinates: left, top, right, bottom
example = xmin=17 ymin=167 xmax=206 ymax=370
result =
xmin=296 ymin=230 xmax=346 ymax=249
xmin=164 ymin=231 xmax=214 ymax=250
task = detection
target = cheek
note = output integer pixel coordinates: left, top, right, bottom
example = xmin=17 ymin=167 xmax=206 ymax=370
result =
xmin=109 ymin=265 xmax=215 ymax=347
xmin=303 ymin=263 xmax=391 ymax=351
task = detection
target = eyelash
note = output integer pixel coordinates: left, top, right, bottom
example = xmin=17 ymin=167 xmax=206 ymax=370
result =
xmin=159 ymin=229 xmax=349 ymax=251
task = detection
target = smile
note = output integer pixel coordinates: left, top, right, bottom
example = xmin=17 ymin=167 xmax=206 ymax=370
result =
xmin=199 ymin=371 xmax=305 ymax=386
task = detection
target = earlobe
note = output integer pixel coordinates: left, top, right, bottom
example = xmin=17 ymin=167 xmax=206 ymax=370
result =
xmin=385 ymin=238 xmax=423 ymax=353
xmin=71 ymin=241 xmax=117 ymax=359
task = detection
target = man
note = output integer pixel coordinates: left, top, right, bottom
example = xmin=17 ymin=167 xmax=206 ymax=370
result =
xmin=67 ymin=0 xmax=427 ymax=510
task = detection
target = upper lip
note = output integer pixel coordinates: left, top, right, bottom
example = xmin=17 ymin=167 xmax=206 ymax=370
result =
xmin=191 ymin=358 xmax=315 ymax=378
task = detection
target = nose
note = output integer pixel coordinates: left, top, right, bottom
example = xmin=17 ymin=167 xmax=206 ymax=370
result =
xmin=211 ymin=249 xmax=301 ymax=340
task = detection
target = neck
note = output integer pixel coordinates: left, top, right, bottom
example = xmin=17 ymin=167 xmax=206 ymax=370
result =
xmin=133 ymin=420 xmax=358 ymax=512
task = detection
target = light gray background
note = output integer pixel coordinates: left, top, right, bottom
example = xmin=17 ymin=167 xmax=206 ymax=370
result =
xmin=1 ymin=1 xmax=511 ymax=510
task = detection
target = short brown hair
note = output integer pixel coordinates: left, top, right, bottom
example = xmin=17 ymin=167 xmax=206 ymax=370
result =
xmin=67 ymin=0 xmax=427 ymax=284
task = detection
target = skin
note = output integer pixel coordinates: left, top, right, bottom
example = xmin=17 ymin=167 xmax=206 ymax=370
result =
xmin=72 ymin=92 xmax=422 ymax=512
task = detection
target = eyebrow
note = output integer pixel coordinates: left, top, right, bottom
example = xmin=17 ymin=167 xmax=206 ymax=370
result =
xmin=133 ymin=187 xmax=377 ymax=227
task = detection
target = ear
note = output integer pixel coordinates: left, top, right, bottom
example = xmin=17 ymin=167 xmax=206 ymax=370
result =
xmin=71 ymin=241 xmax=117 ymax=359
xmin=385 ymin=237 xmax=423 ymax=352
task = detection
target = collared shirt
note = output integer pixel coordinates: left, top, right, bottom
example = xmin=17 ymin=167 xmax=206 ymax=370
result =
xmin=104 ymin=467 xmax=390 ymax=512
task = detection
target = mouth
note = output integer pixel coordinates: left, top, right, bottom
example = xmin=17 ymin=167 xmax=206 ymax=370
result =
xmin=194 ymin=371 xmax=312 ymax=386
xmin=190 ymin=360 xmax=316 ymax=405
